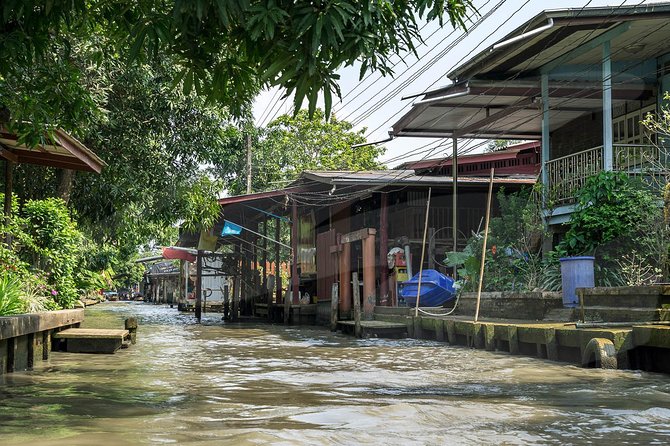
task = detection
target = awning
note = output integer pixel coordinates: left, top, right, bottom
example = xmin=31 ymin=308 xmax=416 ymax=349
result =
xmin=0 ymin=128 xmax=106 ymax=173
xmin=392 ymin=79 xmax=653 ymax=140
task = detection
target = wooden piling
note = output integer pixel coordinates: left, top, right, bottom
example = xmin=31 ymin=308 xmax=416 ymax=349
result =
xmin=232 ymin=276 xmax=240 ymax=322
xmin=330 ymin=282 xmax=339 ymax=331
xmin=352 ymin=272 xmax=362 ymax=338
xmin=195 ymin=250 xmax=203 ymax=323
xmin=124 ymin=317 xmax=138 ymax=344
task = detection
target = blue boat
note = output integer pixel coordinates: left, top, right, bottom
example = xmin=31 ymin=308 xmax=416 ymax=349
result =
xmin=399 ymin=269 xmax=457 ymax=307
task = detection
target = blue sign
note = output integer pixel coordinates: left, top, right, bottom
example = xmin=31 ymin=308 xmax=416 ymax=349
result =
xmin=221 ymin=220 xmax=243 ymax=236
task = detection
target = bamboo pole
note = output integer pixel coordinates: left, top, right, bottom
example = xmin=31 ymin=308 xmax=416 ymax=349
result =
xmin=414 ymin=187 xmax=432 ymax=318
xmin=474 ymin=169 xmax=495 ymax=323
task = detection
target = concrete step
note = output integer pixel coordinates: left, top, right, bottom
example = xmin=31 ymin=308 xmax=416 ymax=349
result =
xmin=578 ymin=286 xmax=670 ymax=308
xmin=543 ymin=308 xmax=578 ymax=322
xmin=582 ymin=306 xmax=670 ymax=323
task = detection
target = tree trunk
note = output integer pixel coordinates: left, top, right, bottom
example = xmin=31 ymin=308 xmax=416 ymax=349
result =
xmin=57 ymin=169 xmax=75 ymax=204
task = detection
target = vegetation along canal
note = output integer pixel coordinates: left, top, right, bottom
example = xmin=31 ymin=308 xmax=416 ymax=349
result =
xmin=0 ymin=302 xmax=669 ymax=445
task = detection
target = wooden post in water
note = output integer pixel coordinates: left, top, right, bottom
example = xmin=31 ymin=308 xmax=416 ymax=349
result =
xmin=352 ymin=272 xmax=362 ymax=338
xmin=124 ymin=317 xmax=138 ymax=344
xmin=474 ymin=169 xmax=495 ymax=323
xmin=195 ymin=250 xmax=203 ymax=323
xmin=232 ymin=275 xmax=240 ymax=322
xmin=283 ymin=284 xmax=291 ymax=324
xmin=330 ymin=282 xmax=339 ymax=331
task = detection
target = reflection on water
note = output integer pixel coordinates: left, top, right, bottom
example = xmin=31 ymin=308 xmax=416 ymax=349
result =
xmin=1 ymin=302 xmax=670 ymax=445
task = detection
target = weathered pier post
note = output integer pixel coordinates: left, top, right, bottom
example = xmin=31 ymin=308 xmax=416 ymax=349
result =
xmin=330 ymin=282 xmax=339 ymax=331
xmin=352 ymin=272 xmax=362 ymax=338
xmin=125 ymin=317 xmax=138 ymax=344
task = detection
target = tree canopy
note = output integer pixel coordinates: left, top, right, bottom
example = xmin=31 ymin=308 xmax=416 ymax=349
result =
xmin=221 ymin=109 xmax=385 ymax=195
xmin=1 ymin=0 xmax=474 ymax=141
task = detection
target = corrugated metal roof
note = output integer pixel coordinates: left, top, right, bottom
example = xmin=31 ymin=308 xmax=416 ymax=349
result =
xmin=302 ymin=170 xmax=536 ymax=186
xmin=392 ymin=3 xmax=670 ymax=140
xmin=450 ymin=2 xmax=670 ymax=82
xmin=217 ymin=186 xmax=305 ymax=206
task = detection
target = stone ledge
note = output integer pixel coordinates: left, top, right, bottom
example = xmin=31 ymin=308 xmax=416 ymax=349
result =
xmin=461 ymin=291 xmax=562 ymax=300
xmin=0 ymin=309 xmax=84 ymax=340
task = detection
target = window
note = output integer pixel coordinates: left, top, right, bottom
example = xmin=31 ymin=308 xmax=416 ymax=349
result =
xmin=612 ymin=104 xmax=656 ymax=144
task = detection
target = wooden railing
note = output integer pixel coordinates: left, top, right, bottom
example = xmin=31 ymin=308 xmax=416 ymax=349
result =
xmin=546 ymin=144 xmax=667 ymax=205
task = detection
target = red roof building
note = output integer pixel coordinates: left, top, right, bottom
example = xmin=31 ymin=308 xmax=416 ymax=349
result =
xmin=398 ymin=141 xmax=540 ymax=177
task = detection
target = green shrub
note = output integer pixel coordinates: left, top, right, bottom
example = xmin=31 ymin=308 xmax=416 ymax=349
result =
xmin=20 ymin=198 xmax=83 ymax=308
xmin=0 ymin=272 xmax=25 ymax=315
xmin=559 ymin=171 xmax=659 ymax=256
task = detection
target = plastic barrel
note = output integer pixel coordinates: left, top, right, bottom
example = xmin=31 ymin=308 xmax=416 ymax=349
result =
xmin=559 ymin=256 xmax=595 ymax=307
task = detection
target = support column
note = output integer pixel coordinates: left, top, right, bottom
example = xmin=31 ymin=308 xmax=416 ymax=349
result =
xmin=275 ymin=219 xmax=282 ymax=305
xmin=290 ymin=200 xmax=299 ymax=304
xmin=4 ymin=159 xmax=13 ymax=246
xmin=541 ymin=74 xmax=550 ymax=193
xmin=338 ymin=241 xmax=352 ymax=318
xmin=262 ymin=218 xmax=268 ymax=294
xmin=379 ymin=192 xmax=389 ymax=305
xmin=452 ymin=138 xmax=458 ymax=277
xmin=362 ymin=232 xmax=376 ymax=319
xmin=195 ymin=250 xmax=203 ymax=322
xmin=603 ymin=40 xmax=613 ymax=171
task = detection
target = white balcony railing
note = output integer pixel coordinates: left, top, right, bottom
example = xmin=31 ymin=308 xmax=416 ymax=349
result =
xmin=545 ymin=144 xmax=667 ymax=205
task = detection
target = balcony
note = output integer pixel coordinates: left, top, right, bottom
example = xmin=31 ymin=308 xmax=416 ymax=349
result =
xmin=545 ymin=144 xmax=668 ymax=205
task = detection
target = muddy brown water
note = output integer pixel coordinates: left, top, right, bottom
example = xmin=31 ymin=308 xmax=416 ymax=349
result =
xmin=1 ymin=302 xmax=670 ymax=445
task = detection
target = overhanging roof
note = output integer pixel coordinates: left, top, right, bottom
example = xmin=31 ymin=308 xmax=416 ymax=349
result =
xmin=392 ymin=3 xmax=670 ymax=140
xmin=0 ymin=128 xmax=105 ymax=173
xmin=450 ymin=2 xmax=670 ymax=82
xmin=301 ymin=170 xmax=536 ymax=187
xmin=217 ymin=186 xmax=304 ymax=206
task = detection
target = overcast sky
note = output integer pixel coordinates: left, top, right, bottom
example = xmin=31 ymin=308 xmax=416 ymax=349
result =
xmin=252 ymin=0 xmax=664 ymax=168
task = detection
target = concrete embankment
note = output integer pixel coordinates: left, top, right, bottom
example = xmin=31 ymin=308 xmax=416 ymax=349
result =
xmin=0 ymin=309 xmax=84 ymax=374
xmin=373 ymin=307 xmax=670 ymax=373
xmin=361 ymin=287 xmax=670 ymax=374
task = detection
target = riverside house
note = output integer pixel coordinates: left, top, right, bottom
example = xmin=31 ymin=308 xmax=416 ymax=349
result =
xmin=391 ymin=2 xmax=670 ymax=244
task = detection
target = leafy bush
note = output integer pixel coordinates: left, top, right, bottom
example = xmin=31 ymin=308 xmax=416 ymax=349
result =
xmin=559 ymin=171 xmax=658 ymax=255
xmin=0 ymin=272 xmax=25 ymax=315
xmin=7 ymin=197 xmax=84 ymax=309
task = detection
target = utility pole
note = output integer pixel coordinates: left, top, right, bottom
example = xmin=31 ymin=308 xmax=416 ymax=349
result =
xmin=245 ymin=128 xmax=252 ymax=194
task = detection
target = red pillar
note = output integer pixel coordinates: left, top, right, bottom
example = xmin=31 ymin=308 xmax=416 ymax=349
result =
xmin=291 ymin=200 xmax=300 ymax=304
xmin=379 ymin=193 xmax=389 ymax=305
xmin=362 ymin=231 xmax=376 ymax=319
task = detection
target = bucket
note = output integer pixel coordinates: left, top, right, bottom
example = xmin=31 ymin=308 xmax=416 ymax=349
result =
xmin=559 ymin=256 xmax=595 ymax=307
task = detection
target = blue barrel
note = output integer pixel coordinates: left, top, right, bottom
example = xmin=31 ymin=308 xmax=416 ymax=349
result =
xmin=559 ymin=256 xmax=595 ymax=307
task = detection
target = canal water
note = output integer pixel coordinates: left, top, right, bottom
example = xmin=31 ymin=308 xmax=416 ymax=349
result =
xmin=1 ymin=303 xmax=670 ymax=445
